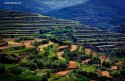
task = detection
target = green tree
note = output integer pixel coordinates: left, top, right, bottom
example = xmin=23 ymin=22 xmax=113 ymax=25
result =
xmin=26 ymin=60 xmax=38 ymax=70
xmin=89 ymin=57 xmax=101 ymax=65
xmin=37 ymin=59 xmax=44 ymax=68
xmin=41 ymin=74 xmax=48 ymax=81
xmin=109 ymin=70 xmax=121 ymax=78
xmin=10 ymin=66 xmax=22 ymax=75
xmin=102 ymin=61 xmax=112 ymax=68
xmin=0 ymin=64 xmax=5 ymax=74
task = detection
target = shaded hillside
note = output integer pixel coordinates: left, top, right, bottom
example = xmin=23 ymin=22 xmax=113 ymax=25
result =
xmin=47 ymin=0 xmax=125 ymax=30
xmin=0 ymin=0 xmax=88 ymax=14
xmin=0 ymin=0 xmax=51 ymax=13
xmin=111 ymin=24 xmax=125 ymax=34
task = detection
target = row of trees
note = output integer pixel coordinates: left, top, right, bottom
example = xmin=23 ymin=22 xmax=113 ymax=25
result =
xmin=31 ymin=39 xmax=49 ymax=47
xmin=21 ymin=54 xmax=68 ymax=70
xmin=0 ymin=64 xmax=22 ymax=75
xmin=14 ymin=36 xmax=34 ymax=42
xmin=63 ymin=46 xmax=87 ymax=61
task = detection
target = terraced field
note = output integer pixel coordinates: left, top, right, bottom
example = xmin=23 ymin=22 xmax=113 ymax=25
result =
xmin=0 ymin=10 xmax=77 ymax=38
xmin=73 ymin=25 xmax=125 ymax=55
xmin=1 ymin=10 xmax=125 ymax=56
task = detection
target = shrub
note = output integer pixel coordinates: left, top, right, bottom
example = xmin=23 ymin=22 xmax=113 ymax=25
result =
xmin=32 ymin=41 xmax=39 ymax=47
xmin=89 ymin=57 xmax=101 ymax=65
xmin=109 ymin=70 xmax=121 ymax=78
xmin=40 ymin=39 xmax=49 ymax=44
xmin=100 ymin=66 xmax=108 ymax=71
xmin=32 ymin=40 xmax=49 ymax=47
xmin=102 ymin=61 xmax=112 ymax=68
xmin=10 ymin=66 xmax=23 ymax=75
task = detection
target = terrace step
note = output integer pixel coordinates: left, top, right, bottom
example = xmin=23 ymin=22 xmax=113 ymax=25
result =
xmin=0 ymin=10 xmax=76 ymax=38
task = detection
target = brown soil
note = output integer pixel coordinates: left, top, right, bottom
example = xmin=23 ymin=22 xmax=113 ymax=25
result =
xmin=85 ymin=48 xmax=96 ymax=57
xmin=68 ymin=61 xmax=77 ymax=69
xmin=111 ymin=66 xmax=118 ymax=70
xmin=21 ymin=39 xmax=44 ymax=48
xmin=101 ymin=71 xmax=110 ymax=77
xmin=2 ymin=38 xmax=44 ymax=48
xmin=70 ymin=45 xmax=77 ymax=51
xmin=21 ymin=40 xmax=34 ymax=48
xmin=82 ymin=59 xmax=91 ymax=64
xmin=55 ymin=70 xmax=70 ymax=75
xmin=57 ymin=52 xmax=64 ymax=58
xmin=58 ymin=45 xmax=68 ymax=49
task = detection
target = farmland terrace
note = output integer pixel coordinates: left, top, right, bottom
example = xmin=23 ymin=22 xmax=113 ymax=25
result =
xmin=0 ymin=10 xmax=125 ymax=56
xmin=73 ymin=25 xmax=125 ymax=55
xmin=0 ymin=10 xmax=77 ymax=38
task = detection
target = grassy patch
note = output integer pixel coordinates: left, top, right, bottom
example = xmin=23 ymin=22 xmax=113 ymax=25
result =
xmin=59 ymin=57 xmax=66 ymax=61
xmin=48 ymin=52 xmax=56 ymax=58
xmin=6 ymin=47 xmax=37 ymax=55
xmin=4 ymin=64 xmax=17 ymax=70
xmin=8 ymin=41 xmax=18 ymax=45
xmin=38 ymin=41 xmax=53 ymax=51
xmin=83 ymin=65 xmax=96 ymax=72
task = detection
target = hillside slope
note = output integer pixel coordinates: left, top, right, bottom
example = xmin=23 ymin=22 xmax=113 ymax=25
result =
xmin=0 ymin=0 xmax=51 ymax=13
xmin=1 ymin=10 xmax=125 ymax=55
xmin=47 ymin=0 xmax=125 ymax=30
xmin=0 ymin=0 xmax=88 ymax=14
xmin=0 ymin=10 xmax=77 ymax=38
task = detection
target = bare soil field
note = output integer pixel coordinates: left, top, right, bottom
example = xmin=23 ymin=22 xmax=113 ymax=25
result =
xmin=70 ymin=45 xmax=77 ymax=51
xmin=21 ymin=38 xmax=44 ymax=48
xmin=85 ymin=48 xmax=96 ymax=56
xmin=101 ymin=71 xmax=110 ymax=77
xmin=111 ymin=66 xmax=118 ymax=70
xmin=21 ymin=40 xmax=35 ymax=48
xmin=68 ymin=61 xmax=77 ymax=69
xmin=0 ymin=38 xmax=44 ymax=49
